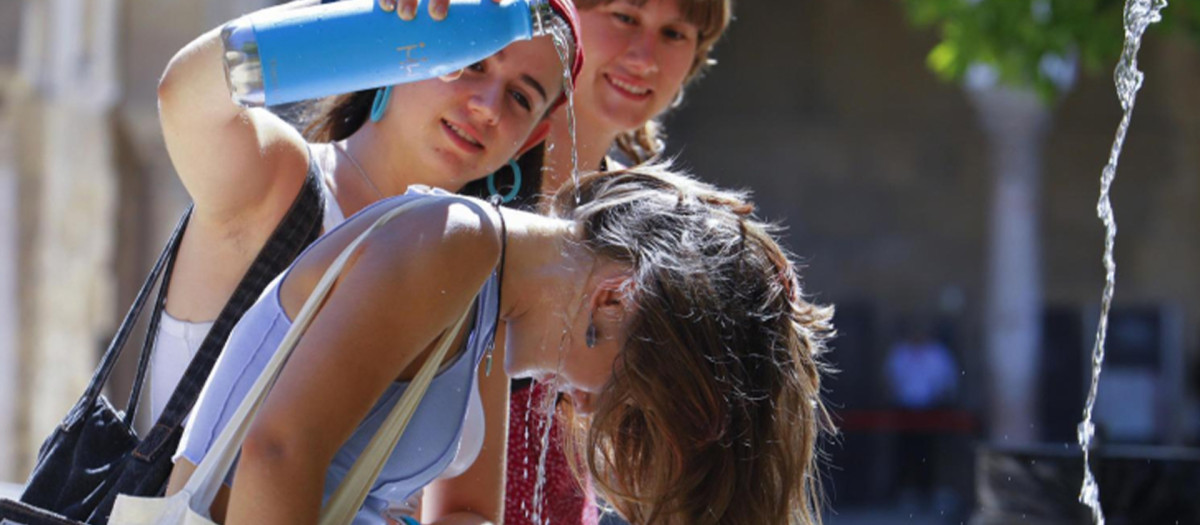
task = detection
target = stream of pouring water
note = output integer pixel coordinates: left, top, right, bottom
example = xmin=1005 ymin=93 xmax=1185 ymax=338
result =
xmin=1077 ymin=1 xmax=1167 ymax=523
xmin=519 ymin=22 xmax=583 ymax=525
xmin=529 ymin=379 xmax=561 ymax=525
xmin=549 ymin=22 xmax=581 ymax=202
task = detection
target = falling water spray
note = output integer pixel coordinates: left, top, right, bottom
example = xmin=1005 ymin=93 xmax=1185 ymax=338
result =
xmin=1077 ymin=1 xmax=1168 ymax=523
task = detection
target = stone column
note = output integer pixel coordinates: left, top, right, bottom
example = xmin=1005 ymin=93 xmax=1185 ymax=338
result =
xmin=967 ymin=70 xmax=1051 ymax=444
xmin=16 ymin=0 xmax=122 ymax=471
xmin=0 ymin=70 xmax=19 ymax=483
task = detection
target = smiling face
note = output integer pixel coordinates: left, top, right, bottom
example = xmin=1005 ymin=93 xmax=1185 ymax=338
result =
xmin=381 ymin=37 xmax=565 ymax=187
xmin=573 ymin=0 xmax=700 ymax=133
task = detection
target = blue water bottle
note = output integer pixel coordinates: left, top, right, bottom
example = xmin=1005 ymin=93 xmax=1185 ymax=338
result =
xmin=221 ymin=0 xmax=564 ymax=107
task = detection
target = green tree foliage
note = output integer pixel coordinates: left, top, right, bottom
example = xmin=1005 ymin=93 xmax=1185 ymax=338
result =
xmin=903 ymin=0 xmax=1200 ymax=101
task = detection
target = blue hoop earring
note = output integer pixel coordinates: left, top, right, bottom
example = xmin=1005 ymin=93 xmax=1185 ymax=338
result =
xmin=370 ymin=86 xmax=392 ymax=123
xmin=487 ymin=159 xmax=522 ymax=203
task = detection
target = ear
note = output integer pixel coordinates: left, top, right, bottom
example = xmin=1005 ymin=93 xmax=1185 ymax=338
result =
xmin=590 ymin=275 xmax=632 ymax=321
xmin=516 ymin=120 xmax=551 ymax=157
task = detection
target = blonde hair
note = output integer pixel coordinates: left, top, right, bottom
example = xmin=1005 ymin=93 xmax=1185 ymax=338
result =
xmin=553 ymin=165 xmax=835 ymax=524
xmin=575 ymin=0 xmax=734 ymax=164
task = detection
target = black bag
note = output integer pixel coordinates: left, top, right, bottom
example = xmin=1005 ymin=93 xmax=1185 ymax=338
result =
xmin=0 ymin=173 xmax=323 ymax=525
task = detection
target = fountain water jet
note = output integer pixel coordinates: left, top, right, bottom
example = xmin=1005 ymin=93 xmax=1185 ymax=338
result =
xmin=1077 ymin=1 xmax=1168 ymax=524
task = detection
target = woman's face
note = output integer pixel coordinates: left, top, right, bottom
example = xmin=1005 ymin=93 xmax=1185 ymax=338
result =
xmin=574 ymin=0 xmax=700 ymax=132
xmin=505 ymin=261 xmax=633 ymax=415
xmin=383 ymin=37 xmax=564 ymax=186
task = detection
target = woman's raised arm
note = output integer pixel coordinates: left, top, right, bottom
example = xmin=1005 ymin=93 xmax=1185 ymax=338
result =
xmin=156 ymin=0 xmax=320 ymax=225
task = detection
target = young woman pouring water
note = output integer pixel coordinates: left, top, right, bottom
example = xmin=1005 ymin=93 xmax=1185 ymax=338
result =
xmin=153 ymin=0 xmax=583 ymax=522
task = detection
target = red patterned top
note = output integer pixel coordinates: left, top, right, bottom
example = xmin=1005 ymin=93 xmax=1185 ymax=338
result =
xmin=504 ymin=381 xmax=599 ymax=525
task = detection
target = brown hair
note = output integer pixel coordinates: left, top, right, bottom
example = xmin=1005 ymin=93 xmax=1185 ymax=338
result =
xmin=553 ymin=165 xmax=835 ymax=524
xmin=301 ymin=90 xmax=376 ymax=142
xmin=574 ymin=0 xmax=734 ymax=164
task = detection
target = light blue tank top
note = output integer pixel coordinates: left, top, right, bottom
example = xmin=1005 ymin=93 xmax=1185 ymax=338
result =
xmin=176 ymin=190 xmax=501 ymax=524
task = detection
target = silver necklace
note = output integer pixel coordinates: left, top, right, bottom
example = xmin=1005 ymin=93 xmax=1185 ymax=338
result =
xmin=332 ymin=141 xmax=384 ymax=200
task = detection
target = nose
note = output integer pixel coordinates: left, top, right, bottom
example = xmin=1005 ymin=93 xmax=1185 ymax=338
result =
xmin=467 ymin=82 xmax=502 ymax=126
xmin=622 ymin=31 xmax=660 ymax=76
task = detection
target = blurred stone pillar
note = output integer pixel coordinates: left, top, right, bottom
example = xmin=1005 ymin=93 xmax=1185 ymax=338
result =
xmin=967 ymin=69 xmax=1050 ymax=444
xmin=14 ymin=0 xmax=122 ymax=474
xmin=0 ymin=72 xmax=19 ymax=483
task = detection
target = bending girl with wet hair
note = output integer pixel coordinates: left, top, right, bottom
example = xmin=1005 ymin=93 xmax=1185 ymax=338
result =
xmin=552 ymin=167 xmax=835 ymax=525
xmin=167 ymin=163 xmax=832 ymax=525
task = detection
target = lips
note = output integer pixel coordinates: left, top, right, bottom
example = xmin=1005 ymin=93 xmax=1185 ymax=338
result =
xmin=604 ymin=73 xmax=652 ymax=100
xmin=441 ymin=118 xmax=484 ymax=152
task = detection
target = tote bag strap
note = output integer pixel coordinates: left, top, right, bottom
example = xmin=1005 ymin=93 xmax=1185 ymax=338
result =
xmin=135 ymin=170 xmax=324 ymax=460
xmin=182 ymin=196 xmax=468 ymax=515
xmin=62 ymin=207 xmax=192 ymax=431
xmin=123 ymin=208 xmax=190 ymax=425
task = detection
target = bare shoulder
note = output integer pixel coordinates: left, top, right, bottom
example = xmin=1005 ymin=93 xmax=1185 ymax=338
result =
xmin=281 ymin=195 xmax=503 ymax=315
xmin=362 ymin=196 xmax=503 ymax=283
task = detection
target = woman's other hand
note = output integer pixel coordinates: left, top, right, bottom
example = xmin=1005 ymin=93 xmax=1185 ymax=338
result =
xmin=379 ymin=0 xmax=502 ymax=22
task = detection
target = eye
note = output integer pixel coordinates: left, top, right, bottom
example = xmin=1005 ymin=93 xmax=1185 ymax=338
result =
xmin=509 ymin=89 xmax=532 ymax=111
xmin=611 ymin=11 xmax=636 ymax=26
xmin=664 ymin=25 xmax=697 ymax=42
xmin=467 ymin=61 xmax=486 ymax=73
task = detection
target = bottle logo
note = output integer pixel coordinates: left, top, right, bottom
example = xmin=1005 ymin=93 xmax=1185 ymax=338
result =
xmin=397 ymin=42 xmax=428 ymax=74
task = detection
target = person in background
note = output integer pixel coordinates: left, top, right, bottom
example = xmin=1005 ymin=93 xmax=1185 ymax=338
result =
xmin=884 ymin=319 xmax=958 ymax=512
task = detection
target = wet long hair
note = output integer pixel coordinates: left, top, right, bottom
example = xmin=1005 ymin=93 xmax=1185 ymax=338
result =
xmin=576 ymin=0 xmax=733 ymax=164
xmin=553 ymin=165 xmax=835 ymax=524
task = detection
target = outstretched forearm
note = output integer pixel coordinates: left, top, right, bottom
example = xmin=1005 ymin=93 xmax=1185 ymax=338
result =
xmin=224 ymin=427 xmax=331 ymax=525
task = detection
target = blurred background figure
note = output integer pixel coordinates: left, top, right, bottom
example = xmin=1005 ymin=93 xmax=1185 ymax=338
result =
xmin=886 ymin=320 xmax=959 ymax=413
xmin=884 ymin=318 xmax=958 ymax=513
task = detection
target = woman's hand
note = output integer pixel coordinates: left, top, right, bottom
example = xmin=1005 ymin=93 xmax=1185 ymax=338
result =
xmin=378 ymin=0 xmax=502 ymax=22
